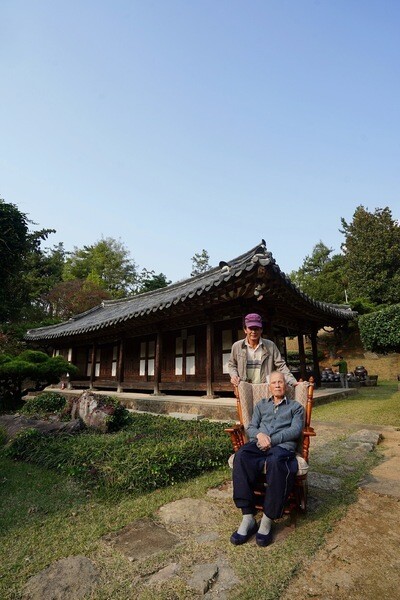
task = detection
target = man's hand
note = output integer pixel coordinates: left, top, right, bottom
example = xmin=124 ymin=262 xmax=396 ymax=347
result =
xmin=256 ymin=432 xmax=271 ymax=451
xmin=230 ymin=375 xmax=240 ymax=386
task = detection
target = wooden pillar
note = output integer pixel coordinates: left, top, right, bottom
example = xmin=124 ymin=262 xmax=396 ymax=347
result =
xmin=282 ymin=336 xmax=288 ymax=364
xmin=89 ymin=342 xmax=97 ymax=389
xmin=262 ymin=317 xmax=273 ymax=340
xmin=117 ymin=338 xmax=124 ymax=392
xmin=310 ymin=330 xmax=321 ymax=387
xmin=297 ymin=333 xmax=307 ymax=380
xmin=153 ymin=332 xmax=163 ymax=395
xmin=204 ymin=320 xmax=219 ymax=398
xmin=67 ymin=347 xmax=75 ymax=389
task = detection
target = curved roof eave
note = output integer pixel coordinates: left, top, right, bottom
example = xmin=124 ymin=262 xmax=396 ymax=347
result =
xmin=25 ymin=241 xmax=356 ymax=341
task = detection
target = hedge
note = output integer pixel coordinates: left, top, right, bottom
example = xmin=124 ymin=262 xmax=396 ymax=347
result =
xmin=358 ymin=304 xmax=400 ymax=352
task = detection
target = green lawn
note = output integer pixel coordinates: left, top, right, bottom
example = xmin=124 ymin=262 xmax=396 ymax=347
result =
xmin=313 ymin=381 xmax=400 ymax=427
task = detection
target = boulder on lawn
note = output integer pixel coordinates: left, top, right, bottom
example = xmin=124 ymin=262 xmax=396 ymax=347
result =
xmin=70 ymin=391 xmax=118 ymax=433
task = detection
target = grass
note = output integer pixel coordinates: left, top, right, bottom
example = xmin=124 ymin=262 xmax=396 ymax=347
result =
xmin=0 ymin=455 xmax=230 ymax=599
xmin=4 ymin=413 xmax=231 ymax=495
xmin=313 ymin=380 xmax=400 ymax=427
xmin=0 ymin=382 xmax=397 ymax=599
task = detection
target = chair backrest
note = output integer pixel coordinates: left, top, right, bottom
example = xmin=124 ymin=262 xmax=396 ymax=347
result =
xmin=237 ymin=381 xmax=310 ymax=426
xmin=236 ymin=379 xmax=314 ymax=458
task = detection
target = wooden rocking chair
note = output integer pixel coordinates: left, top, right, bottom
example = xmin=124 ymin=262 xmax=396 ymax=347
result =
xmin=225 ymin=378 xmax=315 ymax=518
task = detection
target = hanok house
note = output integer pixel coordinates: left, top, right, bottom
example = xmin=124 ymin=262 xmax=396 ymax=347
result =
xmin=26 ymin=242 xmax=355 ymax=396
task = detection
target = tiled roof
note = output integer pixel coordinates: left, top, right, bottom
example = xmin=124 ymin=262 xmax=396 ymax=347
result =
xmin=26 ymin=242 xmax=355 ymax=341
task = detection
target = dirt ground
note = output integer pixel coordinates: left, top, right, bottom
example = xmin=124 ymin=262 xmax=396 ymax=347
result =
xmin=281 ymin=426 xmax=400 ymax=600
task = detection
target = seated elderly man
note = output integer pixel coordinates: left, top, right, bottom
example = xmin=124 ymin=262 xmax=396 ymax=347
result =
xmin=231 ymin=371 xmax=304 ymax=547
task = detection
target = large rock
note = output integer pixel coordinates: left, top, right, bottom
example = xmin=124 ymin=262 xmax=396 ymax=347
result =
xmin=0 ymin=414 xmax=83 ymax=440
xmin=70 ymin=391 xmax=117 ymax=432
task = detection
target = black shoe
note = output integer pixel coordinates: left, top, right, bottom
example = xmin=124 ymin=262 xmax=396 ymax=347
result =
xmin=230 ymin=521 xmax=258 ymax=545
xmin=256 ymin=529 xmax=273 ymax=547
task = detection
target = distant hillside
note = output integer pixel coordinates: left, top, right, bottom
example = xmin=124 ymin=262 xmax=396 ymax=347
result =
xmin=286 ymin=329 xmax=400 ymax=381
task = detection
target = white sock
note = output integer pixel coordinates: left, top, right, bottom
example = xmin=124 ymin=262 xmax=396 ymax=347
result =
xmin=258 ymin=514 xmax=272 ymax=535
xmin=237 ymin=514 xmax=256 ymax=536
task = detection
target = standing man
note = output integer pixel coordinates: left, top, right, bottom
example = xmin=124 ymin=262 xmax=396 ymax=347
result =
xmin=230 ymin=371 xmax=304 ymax=546
xmin=333 ymin=355 xmax=348 ymax=388
xmin=228 ymin=313 xmax=297 ymax=387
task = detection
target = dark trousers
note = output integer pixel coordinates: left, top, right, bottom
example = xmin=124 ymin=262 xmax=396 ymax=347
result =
xmin=233 ymin=441 xmax=298 ymax=520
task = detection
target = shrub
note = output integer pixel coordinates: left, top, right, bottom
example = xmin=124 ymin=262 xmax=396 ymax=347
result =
xmin=20 ymin=392 xmax=67 ymax=416
xmin=102 ymin=397 xmax=133 ymax=431
xmin=358 ymin=304 xmax=400 ymax=352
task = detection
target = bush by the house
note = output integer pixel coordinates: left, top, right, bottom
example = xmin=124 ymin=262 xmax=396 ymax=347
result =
xmin=358 ymin=304 xmax=400 ymax=353
xmin=20 ymin=391 xmax=67 ymax=416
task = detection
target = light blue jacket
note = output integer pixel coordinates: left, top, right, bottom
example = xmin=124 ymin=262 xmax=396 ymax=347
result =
xmin=246 ymin=396 xmax=304 ymax=452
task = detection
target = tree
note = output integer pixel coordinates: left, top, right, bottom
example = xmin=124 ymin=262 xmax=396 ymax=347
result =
xmin=0 ymin=350 xmax=77 ymax=411
xmin=0 ymin=199 xmax=30 ymax=322
xmin=136 ymin=269 xmax=171 ymax=293
xmin=21 ymin=234 xmax=67 ymax=321
xmin=0 ymin=200 xmax=68 ymax=324
xmin=341 ymin=206 xmax=400 ymax=305
xmin=43 ymin=279 xmax=112 ymax=319
xmin=290 ymin=242 xmax=347 ymax=304
xmin=191 ymin=249 xmax=212 ymax=277
xmin=63 ymin=237 xmax=138 ymax=298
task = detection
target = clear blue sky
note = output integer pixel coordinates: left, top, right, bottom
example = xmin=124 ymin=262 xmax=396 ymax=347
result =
xmin=1 ymin=1 xmax=399 ymax=283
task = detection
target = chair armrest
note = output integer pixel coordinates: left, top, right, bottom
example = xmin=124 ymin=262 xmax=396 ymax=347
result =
xmin=301 ymin=426 xmax=316 ymax=463
xmin=302 ymin=427 xmax=316 ymax=437
xmin=225 ymin=424 xmax=246 ymax=452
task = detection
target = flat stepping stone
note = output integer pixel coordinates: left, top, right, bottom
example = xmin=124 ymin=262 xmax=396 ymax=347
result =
xmin=187 ymin=563 xmax=219 ymax=595
xmin=22 ymin=555 xmax=99 ymax=600
xmin=308 ymin=472 xmax=342 ymax=492
xmin=157 ymin=498 xmax=221 ymax=531
xmin=103 ymin=518 xmax=179 ymax=561
xmin=345 ymin=429 xmax=382 ymax=446
xmin=145 ymin=563 xmax=181 ymax=586
xmin=203 ymin=556 xmax=240 ymax=598
xmin=206 ymin=481 xmax=233 ymax=500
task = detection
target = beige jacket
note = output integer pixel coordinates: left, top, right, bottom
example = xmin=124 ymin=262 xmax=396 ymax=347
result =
xmin=227 ymin=337 xmax=297 ymax=386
